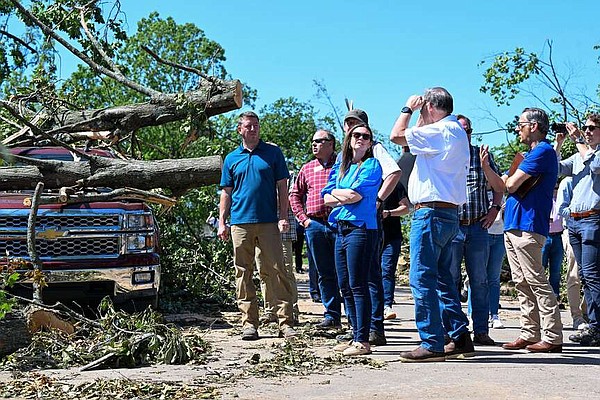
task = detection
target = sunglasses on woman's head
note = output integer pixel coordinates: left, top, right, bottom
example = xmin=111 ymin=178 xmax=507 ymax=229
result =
xmin=351 ymin=132 xmax=371 ymax=141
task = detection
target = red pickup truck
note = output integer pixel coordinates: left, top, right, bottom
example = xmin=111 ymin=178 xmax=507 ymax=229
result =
xmin=1 ymin=147 xmax=160 ymax=310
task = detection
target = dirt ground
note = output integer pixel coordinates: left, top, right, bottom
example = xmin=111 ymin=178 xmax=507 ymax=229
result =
xmin=1 ymin=273 xmax=600 ymax=399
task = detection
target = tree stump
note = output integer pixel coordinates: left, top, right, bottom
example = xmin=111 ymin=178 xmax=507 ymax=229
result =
xmin=0 ymin=310 xmax=32 ymax=357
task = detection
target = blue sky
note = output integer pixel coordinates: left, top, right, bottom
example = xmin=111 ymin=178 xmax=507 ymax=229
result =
xmin=85 ymin=0 xmax=598 ymax=149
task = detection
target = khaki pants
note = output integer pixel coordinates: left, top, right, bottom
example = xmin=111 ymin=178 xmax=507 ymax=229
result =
xmin=231 ymin=223 xmax=294 ymax=329
xmin=258 ymin=240 xmax=298 ymax=316
xmin=504 ymin=230 xmax=563 ymax=344
xmin=562 ymin=229 xmax=587 ymax=319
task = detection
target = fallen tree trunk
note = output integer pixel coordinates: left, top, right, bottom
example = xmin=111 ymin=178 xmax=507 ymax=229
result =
xmin=0 ymin=155 xmax=222 ymax=193
xmin=2 ymin=79 xmax=243 ymax=146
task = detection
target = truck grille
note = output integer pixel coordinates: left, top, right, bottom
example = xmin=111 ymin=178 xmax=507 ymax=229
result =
xmin=1 ymin=237 xmax=119 ymax=258
xmin=0 ymin=215 xmax=120 ymax=230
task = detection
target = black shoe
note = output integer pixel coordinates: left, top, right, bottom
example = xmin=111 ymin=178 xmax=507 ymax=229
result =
xmin=445 ymin=332 xmax=475 ymax=359
xmin=315 ymin=318 xmax=342 ymax=330
xmin=311 ymin=295 xmax=322 ymax=303
xmin=574 ymin=327 xmax=600 ymax=346
xmin=336 ymin=331 xmax=354 ymax=343
xmin=473 ymin=332 xmax=496 ymax=346
xmin=558 ymin=303 xmax=566 ymax=310
xmin=368 ymin=330 xmax=387 ymax=346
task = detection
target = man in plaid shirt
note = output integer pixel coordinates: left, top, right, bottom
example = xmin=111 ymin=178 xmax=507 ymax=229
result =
xmin=290 ymin=129 xmax=343 ymax=329
xmin=444 ymin=114 xmax=504 ymax=347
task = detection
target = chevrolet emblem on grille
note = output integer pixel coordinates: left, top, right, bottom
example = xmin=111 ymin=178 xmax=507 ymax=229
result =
xmin=36 ymin=229 xmax=67 ymax=240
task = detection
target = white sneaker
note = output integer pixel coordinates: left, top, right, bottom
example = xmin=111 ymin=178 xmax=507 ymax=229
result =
xmin=384 ymin=306 xmax=397 ymax=320
xmin=490 ymin=315 xmax=505 ymax=329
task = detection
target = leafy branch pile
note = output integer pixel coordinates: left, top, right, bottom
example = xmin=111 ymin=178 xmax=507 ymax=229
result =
xmin=1 ymin=299 xmax=211 ymax=371
xmin=0 ymin=371 xmax=220 ymax=400
xmin=245 ymin=338 xmax=386 ymax=379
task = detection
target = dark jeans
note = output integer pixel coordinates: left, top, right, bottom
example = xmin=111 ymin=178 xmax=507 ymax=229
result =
xmin=446 ymin=222 xmax=490 ymax=334
xmin=487 ymin=233 xmax=506 ymax=316
xmin=305 ymin=219 xmax=341 ymax=322
xmin=293 ymin=222 xmax=305 ymax=272
xmin=381 ymin=236 xmax=402 ymax=308
xmin=335 ymin=223 xmax=377 ymax=343
xmin=307 ymin=244 xmax=320 ymax=299
xmin=542 ymin=232 xmax=564 ymax=298
xmin=368 ymin=224 xmax=385 ymax=334
xmin=568 ymin=214 xmax=600 ymax=330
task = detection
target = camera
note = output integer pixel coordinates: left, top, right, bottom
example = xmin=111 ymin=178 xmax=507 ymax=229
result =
xmin=551 ymin=122 xmax=567 ymax=134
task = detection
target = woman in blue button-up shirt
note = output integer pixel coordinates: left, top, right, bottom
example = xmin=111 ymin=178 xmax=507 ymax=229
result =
xmin=322 ymin=124 xmax=382 ymax=356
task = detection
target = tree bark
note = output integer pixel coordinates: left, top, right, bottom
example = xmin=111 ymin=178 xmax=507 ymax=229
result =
xmin=0 ymin=311 xmax=32 ymax=357
xmin=0 ymin=155 xmax=222 ymax=194
xmin=52 ymin=80 xmax=242 ymax=134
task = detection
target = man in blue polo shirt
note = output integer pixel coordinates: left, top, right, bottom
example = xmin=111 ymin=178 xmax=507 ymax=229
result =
xmin=218 ymin=111 xmax=297 ymax=341
xmin=501 ymin=107 xmax=563 ymax=353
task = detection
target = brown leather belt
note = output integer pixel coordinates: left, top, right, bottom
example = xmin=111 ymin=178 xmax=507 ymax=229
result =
xmin=570 ymin=209 xmax=600 ymax=219
xmin=414 ymin=201 xmax=457 ymax=211
xmin=459 ymin=217 xmax=482 ymax=226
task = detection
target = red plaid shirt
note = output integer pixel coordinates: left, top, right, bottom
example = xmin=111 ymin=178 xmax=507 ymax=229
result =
xmin=290 ymin=153 xmax=336 ymax=224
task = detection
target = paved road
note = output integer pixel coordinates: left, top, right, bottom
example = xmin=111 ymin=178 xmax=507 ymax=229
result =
xmin=231 ymin=279 xmax=600 ymax=399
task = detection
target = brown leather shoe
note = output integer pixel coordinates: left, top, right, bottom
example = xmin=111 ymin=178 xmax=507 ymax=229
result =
xmin=502 ymin=337 xmax=536 ymax=350
xmin=399 ymin=346 xmax=445 ymax=363
xmin=525 ymin=340 xmax=562 ymax=353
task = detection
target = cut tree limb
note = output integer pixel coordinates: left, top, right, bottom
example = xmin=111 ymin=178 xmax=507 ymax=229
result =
xmin=0 ymin=155 xmax=223 ymax=194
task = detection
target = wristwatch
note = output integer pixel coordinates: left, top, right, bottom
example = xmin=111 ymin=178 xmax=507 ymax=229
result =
xmin=401 ymin=106 xmax=413 ymax=115
xmin=491 ymin=204 xmax=501 ymax=211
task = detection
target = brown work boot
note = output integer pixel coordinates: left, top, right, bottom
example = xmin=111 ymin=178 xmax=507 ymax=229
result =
xmin=399 ymin=346 xmax=445 ymax=363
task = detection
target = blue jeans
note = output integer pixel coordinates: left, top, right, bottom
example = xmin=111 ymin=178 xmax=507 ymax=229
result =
xmin=410 ymin=207 xmax=469 ymax=352
xmin=368 ymin=224 xmax=385 ymax=334
xmin=487 ymin=233 xmax=505 ymax=317
xmin=446 ymin=222 xmax=490 ymax=334
xmin=335 ymin=224 xmax=376 ymax=343
xmin=307 ymin=243 xmax=320 ymax=299
xmin=568 ymin=214 xmax=600 ymax=330
xmin=542 ymin=232 xmax=564 ymax=298
xmin=305 ymin=219 xmax=341 ymax=322
xmin=381 ymin=237 xmax=402 ymax=307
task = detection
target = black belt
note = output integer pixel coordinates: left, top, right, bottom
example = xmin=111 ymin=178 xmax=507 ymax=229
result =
xmin=459 ymin=217 xmax=482 ymax=226
xmin=414 ymin=201 xmax=458 ymax=211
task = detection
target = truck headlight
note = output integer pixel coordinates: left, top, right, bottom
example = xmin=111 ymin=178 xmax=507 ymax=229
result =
xmin=126 ymin=214 xmax=152 ymax=230
xmin=126 ymin=234 xmax=154 ymax=252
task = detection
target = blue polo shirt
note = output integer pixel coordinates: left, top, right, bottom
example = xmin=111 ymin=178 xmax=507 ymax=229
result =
xmin=504 ymin=140 xmax=558 ymax=236
xmin=220 ymin=140 xmax=289 ymax=225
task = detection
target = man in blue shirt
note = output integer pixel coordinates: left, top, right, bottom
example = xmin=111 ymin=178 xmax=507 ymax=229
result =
xmin=218 ymin=111 xmax=297 ymax=341
xmin=501 ymin=107 xmax=563 ymax=353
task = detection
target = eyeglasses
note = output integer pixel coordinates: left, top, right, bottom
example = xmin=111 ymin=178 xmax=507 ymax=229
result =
xmin=516 ymin=121 xmax=534 ymax=128
xmin=312 ymin=138 xmax=331 ymax=144
xmin=582 ymin=125 xmax=599 ymax=132
xmin=351 ymin=132 xmax=372 ymax=141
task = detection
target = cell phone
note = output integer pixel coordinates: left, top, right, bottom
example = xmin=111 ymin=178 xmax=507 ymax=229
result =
xmin=551 ymin=122 xmax=567 ymax=134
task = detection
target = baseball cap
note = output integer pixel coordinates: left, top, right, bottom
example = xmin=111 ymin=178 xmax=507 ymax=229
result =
xmin=344 ymin=109 xmax=369 ymax=125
